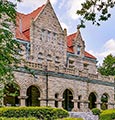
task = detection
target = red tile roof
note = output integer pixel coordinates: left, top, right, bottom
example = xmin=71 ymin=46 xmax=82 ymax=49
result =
xmin=84 ymin=51 xmax=96 ymax=59
xmin=16 ymin=5 xmax=45 ymax=41
xmin=67 ymin=31 xmax=96 ymax=59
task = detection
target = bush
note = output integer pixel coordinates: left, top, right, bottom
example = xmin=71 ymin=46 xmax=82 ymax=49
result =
xmin=0 ymin=107 xmax=69 ymax=120
xmin=100 ymin=109 xmax=115 ymax=120
xmin=0 ymin=117 xmax=37 ymax=120
xmin=92 ymin=108 xmax=101 ymax=115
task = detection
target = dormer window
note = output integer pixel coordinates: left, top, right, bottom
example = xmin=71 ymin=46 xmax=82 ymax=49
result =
xmin=77 ymin=45 xmax=81 ymax=55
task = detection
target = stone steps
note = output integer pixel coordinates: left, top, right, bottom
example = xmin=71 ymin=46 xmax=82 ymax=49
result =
xmin=69 ymin=112 xmax=99 ymax=120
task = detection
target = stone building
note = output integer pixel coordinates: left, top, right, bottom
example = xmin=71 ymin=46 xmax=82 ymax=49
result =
xmin=4 ymin=0 xmax=115 ymax=111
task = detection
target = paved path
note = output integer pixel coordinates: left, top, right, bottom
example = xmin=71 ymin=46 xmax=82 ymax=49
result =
xmin=69 ymin=112 xmax=99 ymax=120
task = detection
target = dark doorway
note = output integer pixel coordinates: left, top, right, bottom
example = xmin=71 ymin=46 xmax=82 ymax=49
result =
xmin=4 ymin=84 xmax=20 ymax=106
xmin=88 ymin=92 xmax=97 ymax=109
xmin=62 ymin=89 xmax=74 ymax=111
xmin=26 ymin=85 xmax=40 ymax=106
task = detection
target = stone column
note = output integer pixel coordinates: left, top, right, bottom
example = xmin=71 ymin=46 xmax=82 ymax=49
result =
xmin=80 ymin=100 xmax=89 ymax=112
xmin=95 ymin=100 xmax=101 ymax=109
xmin=18 ymin=96 xmax=28 ymax=106
xmin=58 ymin=97 xmax=63 ymax=108
xmin=72 ymin=99 xmax=78 ymax=112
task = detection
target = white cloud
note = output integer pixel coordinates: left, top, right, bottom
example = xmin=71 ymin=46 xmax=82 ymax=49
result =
xmin=104 ymin=39 xmax=115 ymax=51
xmin=88 ymin=39 xmax=115 ymax=65
xmin=66 ymin=0 xmax=85 ymax=20
xmin=9 ymin=0 xmax=57 ymax=14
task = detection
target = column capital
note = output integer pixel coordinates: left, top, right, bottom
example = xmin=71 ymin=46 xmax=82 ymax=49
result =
xmin=18 ymin=96 xmax=28 ymax=99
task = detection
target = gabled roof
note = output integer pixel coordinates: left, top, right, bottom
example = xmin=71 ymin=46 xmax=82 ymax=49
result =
xmin=67 ymin=31 xmax=96 ymax=60
xmin=16 ymin=4 xmax=45 ymax=41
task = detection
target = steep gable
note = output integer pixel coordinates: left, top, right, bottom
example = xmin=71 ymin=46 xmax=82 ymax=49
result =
xmin=67 ymin=30 xmax=96 ymax=60
xmin=16 ymin=4 xmax=45 ymax=41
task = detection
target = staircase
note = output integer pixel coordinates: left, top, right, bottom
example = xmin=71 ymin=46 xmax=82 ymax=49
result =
xmin=69 ymin=112 xmax=99 ymax=120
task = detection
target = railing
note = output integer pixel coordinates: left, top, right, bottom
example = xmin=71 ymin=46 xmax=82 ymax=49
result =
xmin=21 ymin=61 xmax=114 ymax=82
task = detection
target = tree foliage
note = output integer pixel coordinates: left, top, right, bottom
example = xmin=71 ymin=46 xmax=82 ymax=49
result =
xmin=98 ymin=54 xmax=115 ymax=76
xmin=0 ymin=0 xmax=21 ymax=100
xmin=77 ymin=0 xmax=115 ymax=28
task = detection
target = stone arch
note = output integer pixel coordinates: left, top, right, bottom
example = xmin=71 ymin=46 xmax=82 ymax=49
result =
xmin=88 ymin=92 xmax=97 ymax=109
xmin=62 ymin=89 xmax=74 ymax=111
xmin=59 ymin=87 xmax=75 ymax=98
xmin=3 ymin=83 xmax=20 ymax=106
xmin=101 ymin=93 xmax=109 ymax=110
xmin=26 ymin=85 xmax=41 ymax=106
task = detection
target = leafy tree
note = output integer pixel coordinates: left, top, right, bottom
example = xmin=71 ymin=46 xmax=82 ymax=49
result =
xmin=0 ymin=0 xmax=21 ymax=102
xmin=98 ymin=54 xmax=115 ymax=76
xmin=77 ymin=0 xmax=115 ymax=28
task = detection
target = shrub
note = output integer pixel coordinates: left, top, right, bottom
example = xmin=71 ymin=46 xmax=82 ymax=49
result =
xmin=0 ymin=107 xmax=69 ymax=120
xmin=92 ymin=108 xmax=101 ymax=115
xmin=100 ymin=109 xmax=115 ymax=120
xmin=0 ymin=117 xmax=37 ymax=120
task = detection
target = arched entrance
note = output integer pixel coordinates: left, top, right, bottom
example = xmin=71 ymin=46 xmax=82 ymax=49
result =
xmin=101 ymin=93 xmax=108 ymax=110
xmin=88 ymin=92 xmax=97 ymax=109
xmin=4 ymin=83 xmax=20 ymax=106
xmin=62 ymin=89 xmax=74 ymax=111
xmin=26 ymin=85 xmax=40 ymax=106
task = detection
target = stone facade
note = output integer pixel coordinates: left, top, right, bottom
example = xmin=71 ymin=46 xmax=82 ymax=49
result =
xmin=4 ymin=0 xmax=115 ymax=111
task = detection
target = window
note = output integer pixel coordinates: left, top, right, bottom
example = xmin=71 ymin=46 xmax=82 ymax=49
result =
xmin=38 ymin=52 xmax=44 ymax=63
xmin=77 ymin=45 xmax=81 ymax=55
xmin=40 ymin=29 xmax=45 ymax=41
xmin=55 ymin=93 xmax=59 ymax=107
xmin=53 ymin=32 xmax=57 ymax=41
xmin=78 ymin=95 xmax=82 ymax=109
xmin=47 ymin=54 xmax=52 ymax=61
xmin=68 ymin=60 xmax=74 ymax=68
xmin=48 ymin=31 xmax=51 ymax=41
xmin=55 ymin=56 xmax=60 ymax=63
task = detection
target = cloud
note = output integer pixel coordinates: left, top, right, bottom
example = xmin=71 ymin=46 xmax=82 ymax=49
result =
xmin=9 ymin=0 xmax=57 ymax=14
xmin=66 ymin=0 xmax=85 ymax=20
xmin=88 ymin=39 xmax=115 ymax=65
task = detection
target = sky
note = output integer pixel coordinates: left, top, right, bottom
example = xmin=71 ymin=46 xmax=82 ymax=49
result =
xmin=10 ymin=0 xmax=115 ymax=65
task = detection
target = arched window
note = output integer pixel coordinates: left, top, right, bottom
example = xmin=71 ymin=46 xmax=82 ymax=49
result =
xmin=62 ymin=89 xmax=74 ymax=111
xmin=4 ymin=83 xmax=20 ymax=106
xmin=101 ymin=93 xmax=108 ymax=110
xmin=88 ymin=92 xmax=97 ymax=109
xmin=26 ymin=85 xmax=40 ymax=106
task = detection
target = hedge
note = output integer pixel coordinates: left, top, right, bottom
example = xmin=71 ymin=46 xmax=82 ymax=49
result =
xmin=0 ymin=117 xmax=37 ymax=120
xmin=0 ymin=107 xmax=69 ymax=120
xmin=100 ymin=109 xmax=115 ymax=120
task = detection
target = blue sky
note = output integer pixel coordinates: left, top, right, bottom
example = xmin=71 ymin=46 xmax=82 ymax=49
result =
xmin=11 ymin=0 xmax=115 ymax=65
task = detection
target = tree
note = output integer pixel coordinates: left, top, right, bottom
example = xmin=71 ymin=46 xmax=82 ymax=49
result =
xmin=98 ymin=54 xmax=115 ymax=76
xmin=77 ymin=0 xmax=115 ymax=28
xmin=0 ymin=0 xmax=21 ymax=101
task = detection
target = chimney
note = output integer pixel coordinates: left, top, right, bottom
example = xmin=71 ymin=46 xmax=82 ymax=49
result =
xmin=19 ymin=18 xmax=22 ymax=33
xmin=64 ymin=28 xmax=67 ymax=36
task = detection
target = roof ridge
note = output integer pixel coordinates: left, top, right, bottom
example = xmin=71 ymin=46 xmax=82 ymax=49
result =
xmin=17 ymin=4 xmax=45 ymax=16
